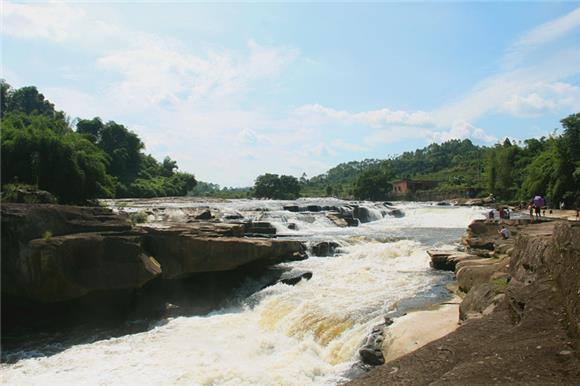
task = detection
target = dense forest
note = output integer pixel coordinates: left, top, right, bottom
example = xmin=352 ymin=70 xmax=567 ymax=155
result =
xmin=2 ymin=81 xmax=578 ymax=207
xmin=1 ymin=81 xmax=196 ymax=204
xmin=301 ymin=114 xmax=580 ymax=207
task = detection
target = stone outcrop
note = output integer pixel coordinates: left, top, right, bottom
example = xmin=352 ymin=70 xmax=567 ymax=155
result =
xmin=1 ymin=204 xmax=307 ymax=304
xmin=142 ymin=226 xmax=305 ymax=279
xmin=427 ymin=250 xmax=479 ymax=271
xmin=349 ymin=219 xmax=580 ymax=386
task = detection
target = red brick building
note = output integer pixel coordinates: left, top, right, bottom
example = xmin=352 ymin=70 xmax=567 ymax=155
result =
xmin=391 ymin=179 xmax=439 ymax=196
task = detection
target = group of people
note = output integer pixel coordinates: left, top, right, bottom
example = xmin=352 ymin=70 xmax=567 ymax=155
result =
xmin=488 ymin=207 xmax=510 ymax=220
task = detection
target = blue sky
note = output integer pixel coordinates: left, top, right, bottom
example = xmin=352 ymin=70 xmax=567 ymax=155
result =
xmin=2 ymin=1 xmax=580 ymax=186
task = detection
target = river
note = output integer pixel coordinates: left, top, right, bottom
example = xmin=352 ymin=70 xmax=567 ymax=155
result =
xmin=1 ymin=199 xmax=486 ymax=385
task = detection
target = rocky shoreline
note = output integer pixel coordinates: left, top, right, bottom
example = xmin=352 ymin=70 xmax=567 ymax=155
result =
xmin=1 ymin=203 xmax=316 ymax=340
xmin=349 ymin=216 xmax=580 ymax=385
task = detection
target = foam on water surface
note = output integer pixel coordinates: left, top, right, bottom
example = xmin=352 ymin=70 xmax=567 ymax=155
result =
xmin=1 ymin=200 xmax=486 ymax=385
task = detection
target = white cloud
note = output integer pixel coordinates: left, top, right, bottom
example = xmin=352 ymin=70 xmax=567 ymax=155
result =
xmin=4 ymin=2 xmax=580 ymax=186
xmin=2 ymin=2 xmax=86 ymax=42
xmin=430 ymin=121 xmax=497 ymax=144
xmin=506 ymin=7 xmax=580 ymax=66
xmin=503 ymin=93 xmax=556 ymax=117
xmin=95 ymin=39 xmax=298 ymax=112
xmin=296 ymin=104 xmax=431 ymax=128
xmin=330 ymin=139 xmax=368 ymax=153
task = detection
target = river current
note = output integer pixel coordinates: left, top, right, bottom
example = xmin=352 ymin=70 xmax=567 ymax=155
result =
xmin=1 ymin=199 xmax=486 ymax=385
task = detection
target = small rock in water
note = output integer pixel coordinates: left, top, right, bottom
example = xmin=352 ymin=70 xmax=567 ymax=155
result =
xmin=311 ymin=241 xmax=340 ymax=257
xmin=279 ymin=271 xmax=313 ymax=285
xmin=195 ymin=209 xmax=213 ymax=220
xmin=359 ymin=347 xmax=385 ymax=366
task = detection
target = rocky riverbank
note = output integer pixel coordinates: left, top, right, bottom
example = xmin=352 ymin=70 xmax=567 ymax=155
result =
xmin=1 ymin=203 xmax=310 ymax=334
xmin=349 ymin=218 xmax=580 ymax=385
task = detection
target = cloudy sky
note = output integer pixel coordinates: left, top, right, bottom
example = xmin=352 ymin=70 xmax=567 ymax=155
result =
xmin=2 ymin=2 xmax=580 ymax=186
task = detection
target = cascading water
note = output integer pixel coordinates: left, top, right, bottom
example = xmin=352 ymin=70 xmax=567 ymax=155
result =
xmin=1 ymin=199 xmax=486 ymax=385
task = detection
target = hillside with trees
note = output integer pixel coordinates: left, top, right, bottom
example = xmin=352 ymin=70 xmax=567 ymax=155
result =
xmin=301 ymin=114 xmax=579 ymax=207
xmin=1 ymin=81 xmax=196 ymax=204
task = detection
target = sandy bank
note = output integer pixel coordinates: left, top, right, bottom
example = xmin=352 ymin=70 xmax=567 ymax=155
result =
xmin=382 ymin=296 xmax=461 ymax=363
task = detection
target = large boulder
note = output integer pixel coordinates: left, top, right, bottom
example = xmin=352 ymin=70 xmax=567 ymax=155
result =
xmin=1 ymin=203 xmax=131 ymax=243
xmin=353 ymin=206 xmax=374 ymax=223
xmin=142 ymin=226 xmax=306 ymax=279
xmin=3 ymin=232 xmax=160 ymax=303
xmin=1 ymin=204 xmax=159 ymax=303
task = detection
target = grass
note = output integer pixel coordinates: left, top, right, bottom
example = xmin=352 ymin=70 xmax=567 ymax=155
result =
xmin=129 ymin=211 xmax=148 ymax=225
xmin=490 ymin=276 xmax=510 ymax=293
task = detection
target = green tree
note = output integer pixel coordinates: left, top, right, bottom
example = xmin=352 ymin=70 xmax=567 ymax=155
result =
xmin=254 ymin=173 xmax=300 ymax=199
xmin=354 ymin=166 xmax=394 ymax=201
xmin=555 ymin=114 xmax=580 ymax=206
xmin=76 ymin=117 xmax=104 ymax=144
xmin=1 ymin=114 xmax=114 ymax=203
xmin=161 ymin=156 xmax=178 ymax=177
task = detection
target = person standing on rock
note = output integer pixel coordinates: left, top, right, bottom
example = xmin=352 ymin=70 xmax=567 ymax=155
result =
xmin=532 ymin=195 xmax=545 ymax=221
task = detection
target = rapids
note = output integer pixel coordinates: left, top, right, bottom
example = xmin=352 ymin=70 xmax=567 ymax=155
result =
xmin=1 ymin=199 xmax=486 ymax=385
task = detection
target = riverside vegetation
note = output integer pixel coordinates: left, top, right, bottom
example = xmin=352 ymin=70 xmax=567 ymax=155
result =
xmin=1 ymin=81 xmax=196 ymax=204
xmin=1 ymin=80 xmax=579 ymax=208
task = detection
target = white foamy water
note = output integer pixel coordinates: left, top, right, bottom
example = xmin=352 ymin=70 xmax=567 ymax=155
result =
xmin=1 ymin=200 xmax=486 ymax=386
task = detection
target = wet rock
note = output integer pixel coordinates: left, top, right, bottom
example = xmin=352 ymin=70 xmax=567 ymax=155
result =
xmin=388 ymin=209 xmax=405 ymax=218
xmin=327 ymin=212 xmax=358 ymax=227
xmin=278 ymin=271 xmax=312 ymax=285
xmin=287 ymin=223 xmax=298 ymax=230
xmin=353 ymin=206 xmax=373 ymax=223
xmin=311 ymin=241 xmax=340 ymax=257
xmin=359 ymin=325 xmax=386 ymax=366
xmin=307 ymin=205 xmax=322 ymax=212
xmin=427 ymin=250 xmax=479 ymax=271
xmin=283 ymin=205 xmax=300 ymax=212
xmin=223 ymin=212 xmax=244 ymax=220
xmin=195 ymin=209 xmax=213 ymax=220
xmin=245 ymin=221 xmax=277 ymax=235
xmin=428 ymin=250 xmax=456 ymax=271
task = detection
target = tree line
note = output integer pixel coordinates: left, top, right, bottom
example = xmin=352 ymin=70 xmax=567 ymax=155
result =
xmin=257 ymin=114 xmax=579 ymax=207
xmin=1 ymin=81 xmax=196 ymax=204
